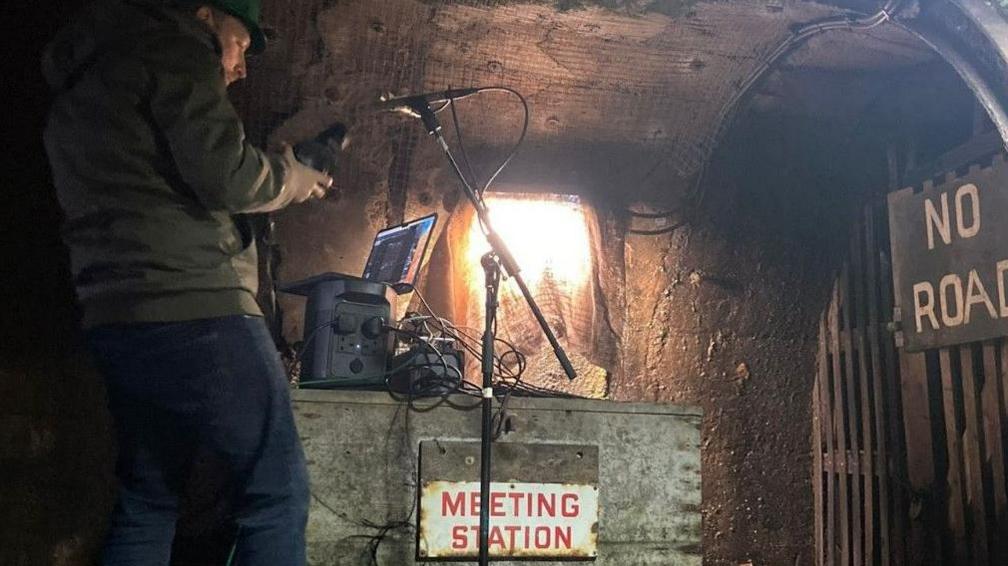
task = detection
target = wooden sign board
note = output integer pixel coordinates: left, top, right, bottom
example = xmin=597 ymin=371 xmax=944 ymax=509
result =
xmin=888 ymin=156 xmax=1008 ymax=351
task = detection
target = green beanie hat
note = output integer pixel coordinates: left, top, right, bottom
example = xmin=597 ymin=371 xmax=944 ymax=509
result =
xmin=182 ymin=0 xmax=267 ymax=54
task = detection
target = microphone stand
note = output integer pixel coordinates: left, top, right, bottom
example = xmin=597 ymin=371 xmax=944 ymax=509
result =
xmin=408 ymin=97 xmax=577 ymax=565
xmin=478 ymin=252 xmax=500 ymax=565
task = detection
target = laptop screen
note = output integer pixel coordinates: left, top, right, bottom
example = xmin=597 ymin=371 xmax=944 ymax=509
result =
xmin=361 ymin=214 xmax=437 ymax=287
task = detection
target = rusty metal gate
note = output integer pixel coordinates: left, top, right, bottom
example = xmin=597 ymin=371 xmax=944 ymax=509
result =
xmin=814 ymin=151 xmax=1008 ymax=565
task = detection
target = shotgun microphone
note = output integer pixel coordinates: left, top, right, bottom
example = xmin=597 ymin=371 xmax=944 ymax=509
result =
xmin=376 ymin=88 xmax=481 ymax=117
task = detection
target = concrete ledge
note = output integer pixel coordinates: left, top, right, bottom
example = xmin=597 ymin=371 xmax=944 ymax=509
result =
xmin=292 ymin=388 xmax=704 ymax=418
xmin=293 ymin=387 xmax=702 ymax=565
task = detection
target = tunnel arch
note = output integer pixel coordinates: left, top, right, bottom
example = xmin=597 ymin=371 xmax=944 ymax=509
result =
xmin=681 ymin=1 xmax=1008 ymax=562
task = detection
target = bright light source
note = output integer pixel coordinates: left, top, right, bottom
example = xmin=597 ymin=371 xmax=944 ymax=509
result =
xmin=467 ymin=193 xmax=592 ymax=291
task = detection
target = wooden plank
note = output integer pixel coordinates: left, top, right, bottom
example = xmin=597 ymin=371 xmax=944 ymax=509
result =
xmin=897 ymin=351 xmax=934 ymax=489
xmin=815 ymin=315 xmax=827 ymax=566
xmin=842 ymin=251 xmax=866 ymax=563
xmin=959 ymin=344 xmax=989 ymax=565
xmin=896 ymin=350 xmax=930 ymax=565
xmin=940 ymin=348 xmax=968 ymax=564
xmin=1003 ymin=340 xmax=1008 ymax=424
xmin=822 ymin=310 xmax=838 ymax=566
xmin=981 ymin=342 xmax=1007 ymax=565
xmin=999 ymin=336 xmax=1008 ymax=559
xmin=830 ymin=281 xmax=850 ymax=566
xmin=856 ymin=328 xmax=875 ymax=565
xmin=879 ymin=244 xmax=907 ymax=566
xmin=821 ymin=450 xmax=874 ymax=476
xmin=822 ymin=312 xmax=837 ymax=566
xmin=850 ymin=221 xmax=874 ymax=563
xmin=864 ymin=205 xmax=891 ymax=566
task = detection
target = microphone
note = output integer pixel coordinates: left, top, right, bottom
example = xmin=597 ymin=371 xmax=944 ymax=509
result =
xmin=376 ymin=88 xmax=481 ymax=117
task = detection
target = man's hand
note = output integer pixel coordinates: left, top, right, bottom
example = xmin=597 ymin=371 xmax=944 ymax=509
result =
xmin=282 ymin=144 xmax=334 ymax=203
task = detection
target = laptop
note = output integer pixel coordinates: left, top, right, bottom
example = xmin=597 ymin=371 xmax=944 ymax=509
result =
xmin=361 ymin=213 xmax=438 ymax=292
xmin=280 ymin=213 xmax=438 ymax=296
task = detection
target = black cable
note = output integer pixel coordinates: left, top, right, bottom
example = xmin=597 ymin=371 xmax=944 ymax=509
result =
xmin=351 ymin=485 xmax=418 ymax=565
xmin=446 ymin=86 xmax=529 ymax=198
xmin=297 ymin=355 xmax=419 ymax=389
xmin=690 ymin=0 xmax=905 ymax=209
xmin=349 ymin=440 xmax=427 ymax=565
xmin=357 ymin=519 xmax=412 ymax=565
xmin=474 ymin=87 xmax=529 ymax=195
xmin=386 ymin=326 xmax=453 ymax=380
xmin=618 ymin=0 xmax=905 ymax=239
xmin=384 ymin=325 xmax=483 ymax=411
xmin=293 ymin=318 xmax=340 ymax=365
xmin=628 ymin=220 xmax=688 ymax=236
xmin=449 ymin=88 xmax=481 ymax=191
xmin=386 ymin=326 xmax=475 ymax=405
xmin=628 ymin=209 xmax=681 ymax=219
xmin=491 ymin=334 xmax=526 ymax=378
xmin=405 ymin=285 xmax=488 ymax=365
xmin=405 ymin=286 xmax=577 ymax=409
xmin=383 ymin=362 xmax=482 ymax=412
xmin=490 ymin=338 xmax=528 ymax=438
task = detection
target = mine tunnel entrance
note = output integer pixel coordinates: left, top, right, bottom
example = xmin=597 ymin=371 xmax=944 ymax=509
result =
xmin=699 ymin=8 xmax=1008 ymax=564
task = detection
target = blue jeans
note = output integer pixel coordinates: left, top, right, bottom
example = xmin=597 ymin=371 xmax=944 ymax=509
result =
xmin=87 ymin=315 xmax=309 ymax=566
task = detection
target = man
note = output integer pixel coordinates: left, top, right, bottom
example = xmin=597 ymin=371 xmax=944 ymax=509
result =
xmin=42 ymin=1 xmax=327 ymax=563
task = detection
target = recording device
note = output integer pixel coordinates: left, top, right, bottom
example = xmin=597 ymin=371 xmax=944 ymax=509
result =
xmin=293 ymin=122 xmax=348 ymax=174
xmin=281 ymin=214 xmax=438 ymax=388
xmin=387 ymin=339 xmax=464 ymax=396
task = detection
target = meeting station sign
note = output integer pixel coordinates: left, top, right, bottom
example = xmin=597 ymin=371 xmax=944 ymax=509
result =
xmin=416 ymin=441 xmax=599 ymax=560
xmin=888 ymin=157 xmax=1008 ymax=352
xmin=418 ymin=481 xmax=599 ymax=559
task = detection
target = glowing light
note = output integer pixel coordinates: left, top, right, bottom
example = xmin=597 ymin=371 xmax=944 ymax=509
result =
xmin=467 ymin=193 xmax=592 ymax=290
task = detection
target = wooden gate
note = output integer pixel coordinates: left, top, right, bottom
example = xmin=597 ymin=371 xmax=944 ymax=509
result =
xmin=814 ymin=156 xmax=1008 ymax=565
xmin=813 ymin=202 xmax=909 ymax=565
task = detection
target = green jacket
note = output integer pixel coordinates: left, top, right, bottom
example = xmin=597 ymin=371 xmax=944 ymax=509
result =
xmin=43 ymin=0 xmax=290 ymax=328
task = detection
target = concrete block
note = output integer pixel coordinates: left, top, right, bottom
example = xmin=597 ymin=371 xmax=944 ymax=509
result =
xmin=293 ymin=389 xmax=702 ymax=565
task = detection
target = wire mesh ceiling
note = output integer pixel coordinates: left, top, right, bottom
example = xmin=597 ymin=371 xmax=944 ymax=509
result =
xmin=234 ymin=1 xmax=932 ymax=184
